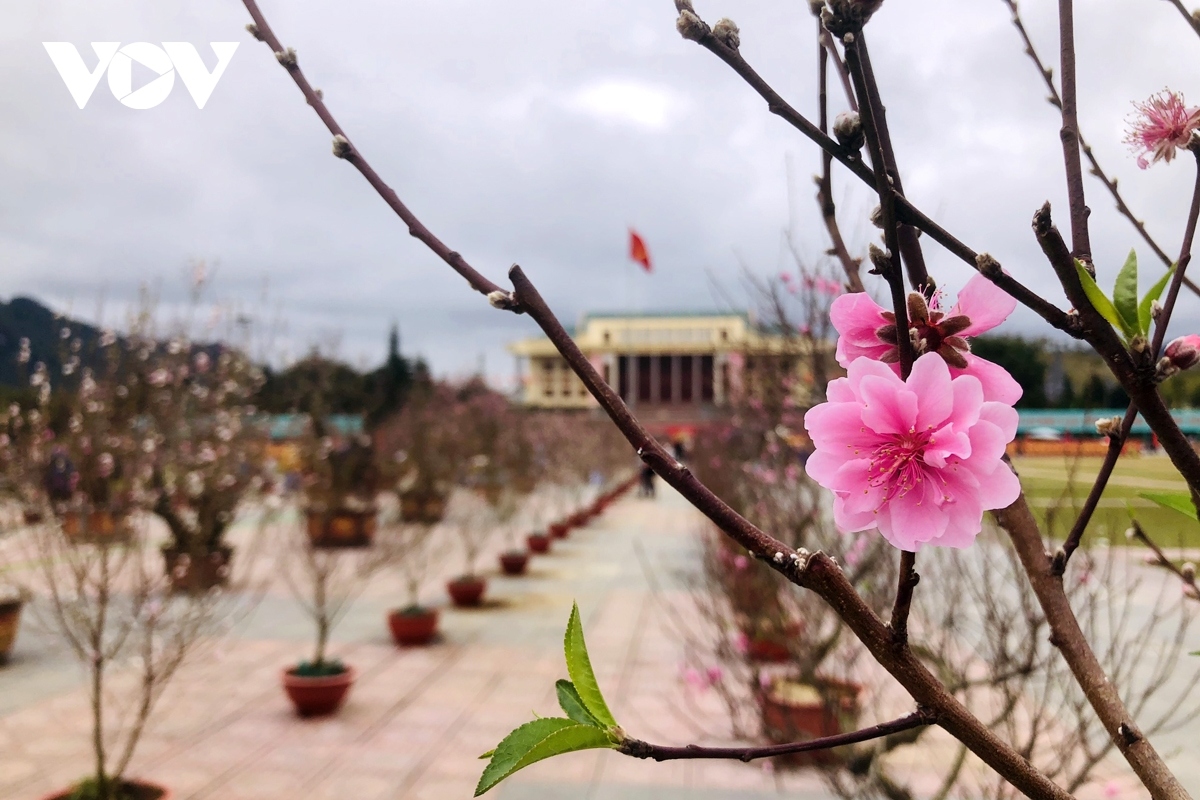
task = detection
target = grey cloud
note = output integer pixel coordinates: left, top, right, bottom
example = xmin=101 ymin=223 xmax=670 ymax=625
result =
xmin=2 ymin=0 xmax=1200 ymax=387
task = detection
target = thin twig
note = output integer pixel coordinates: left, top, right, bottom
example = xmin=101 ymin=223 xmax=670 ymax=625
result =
xmin=890 ymin=550 xmax=918 ymax=646
xmin=1057 ymin=0 xmax=1092 ymax=263
xmin=1128 ymin=521 xmax=1200 ymax=601
xmin=676 ymin=11 xmax=1077 ymax=334
xmin=1161 ymin=0 xmax=1200 ymax=39
xmin=620 ymin=708 xmax=936 ymax=762
xmin=239 ymin=5 xmax=505 ymax=300
xmin=1001 ymin=0 xmax=1200 ymax=297
xmin=842 ymin=32 xmax=914 ymax=375
xmin=815 ymin=18 xmax=864 ymax=292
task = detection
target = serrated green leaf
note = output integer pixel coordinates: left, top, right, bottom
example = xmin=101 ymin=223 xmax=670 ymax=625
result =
xmin=478 ymin=749 xmax=495 ymax=760
xmin=1139 ymin=490 xmax=1199 ymax=521
xmin=1138 ymin=263 xmax=1176 ymax=335
xmin=556 ymin=679 xmax=602 ymax=727
xmin=564 ymin=603 xmax=617 ymax=728
xmin=1076 ymin=260 xmax=1136 ymax=339
xmin=1113 ymin=249 xmax=1140 ymax=334
xmin=475 ymin=717 xmax=615 ymax=795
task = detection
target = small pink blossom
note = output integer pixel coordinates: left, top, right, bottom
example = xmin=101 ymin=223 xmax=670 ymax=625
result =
xmin=1103 ymin=780 xmax=1121 ymax=798
xmin=1124 ymin=90 xmax=1200 ymax=169
xmin=1163 ymin=334 xmax=1200 ymax=374
xmin=705 ymin=666 xmax=723 ymax=685
xmin=733 ymin=631 xmax=750 ymax=654
xmin=804 ymin=354 xmax=1020 ymax=551
xmin=829 ymin=274 xmax=1021 ymax=405
xmin=733 ymin=555 xmax=749 ymax=571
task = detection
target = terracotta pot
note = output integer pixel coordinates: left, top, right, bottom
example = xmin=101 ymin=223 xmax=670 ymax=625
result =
xmin=447 ymin=576 xmax=487 ymax=607
xmin=746 ymin=637 xmax=791 ymax=663
xmin=526 ymin=533 xmax=551 ymax=554
xmin=162 ymin=546 xmax=233 ymax=594
xmin=499 ymin=550 xmax=529 ymax=575
xmin=282 ymin=665 xmax=356 ymax=716
xmin=760 ymin=678 xmax=862 ymax=765
xmin=549 ymin=522 xmax=569 ymax=539
xmin=0 ymin=599 xmax=22 ymax=664
xmin=40 ymin=779 xmax=172 ymax=800
xmin=61 ymin=510 xmax=128 ymax=544
xmin=399 ymin=491 xmax=448 ymax=524
xmin=306 ymin=509 xmax=376 ymax=548
xmin=388 ymin=607 xmax=439 ymax=646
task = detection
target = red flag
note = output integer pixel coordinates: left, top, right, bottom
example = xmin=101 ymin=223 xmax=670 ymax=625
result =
xmin=629 ymin=229 xmax=652 ymax=272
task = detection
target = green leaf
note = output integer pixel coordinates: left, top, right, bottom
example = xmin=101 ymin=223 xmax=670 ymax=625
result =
xmin=478 ymin=749 xmax=495 ymax=760
xmin=1139 ymin=490 xmax=1199 ymax=521
xmin=556 ymin=679 xmax=602 ymax=727
xmin=1138 ymin=263 xmax=1176 ymax=335
xmin=1076 ymin=259 xmax=1136 ymax=339
xmin=475 ymin=717 xmax=616 ymax=795
xmin=1113 ymin=249 xmax=1140 ymax=334
xmin=564 ymin=603 xmax=617 ymax=728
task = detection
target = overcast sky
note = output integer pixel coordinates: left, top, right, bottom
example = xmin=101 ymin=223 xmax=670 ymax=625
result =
xmin=1 ymin=0 xmax=1198 ymax=388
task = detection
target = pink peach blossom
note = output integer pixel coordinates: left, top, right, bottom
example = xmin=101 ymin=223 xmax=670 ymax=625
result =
xmin=829 ymin=274 xmax=1021 ymax=405
xmin=803 ymin=354 xmax=1020 ymax=551
xmin=1124 ymin=90 xmax=1200 ymax=169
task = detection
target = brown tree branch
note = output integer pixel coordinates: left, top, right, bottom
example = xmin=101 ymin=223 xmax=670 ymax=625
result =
xmin=1001 ymin=0 xmax=1200 ymax=297
xmin=1161 ymin=0 xmax=1200 ymax=39
xmin=1055 ymin=155 xmax=1200 ymax=571
xmin=994 ymin=495 xmax=1194 ymax=800
xmin=676 ymin=9 xmax=1077 ymax=335
xmin=815 ymin=19 xmax=864 ymax=292
xmin=1128 ymin=520 xmax=1200 ymax=601
xmin=841 ymin=33 xmax=914 ymax=375
xmin=890 ymin=550 xmax=918 ymax=646
xmin=620 ymin=708 xmax=936 ymax=762
xmin=1057 ymin=0 xmax=1092 ymax=263
xmin=239 ymin=6 xmax=505 ymax=300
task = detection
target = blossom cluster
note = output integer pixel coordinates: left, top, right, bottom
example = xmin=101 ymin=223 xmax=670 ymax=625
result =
xmin=804 ymin=276 xmax=1021 ymax=551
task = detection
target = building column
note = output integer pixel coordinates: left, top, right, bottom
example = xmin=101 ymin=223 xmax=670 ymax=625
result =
xmin=672 ymin=355 xmax=681 ymax=405
xmin=650 ymin=353 xmax=661 ymax=405
xmin=692 ymin=354 xmax=702 ymax=404
xmin=713 ymin=353 xmax=726 ymax=405
xmin=627 ymin=353 xmax=637 ymax=408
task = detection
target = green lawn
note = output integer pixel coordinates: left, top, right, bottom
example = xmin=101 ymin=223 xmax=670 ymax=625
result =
xmin=1010 ymin=454 xmax=1200 ymax=548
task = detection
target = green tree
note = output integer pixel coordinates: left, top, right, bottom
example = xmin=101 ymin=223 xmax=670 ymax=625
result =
xmin=969 ymin=336 xmax=1047 ymax=408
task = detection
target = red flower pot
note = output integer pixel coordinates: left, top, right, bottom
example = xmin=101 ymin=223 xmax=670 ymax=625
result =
xmin=549 ymin=522 xmax=569 ymax=539
xmin=40 ymin=780 xmax=172 ymax=800
xmin=499 ymin=551 xmax=529 ymax=575
xmin=388 ymin=607 xmax=439 ymax=646
xmin=760 ymin=678 xmax=862 ymax=765
xmin=282 ymin=665 xmax=356 ymax=717
xmin=747 ymin=637 xmax=791 ymax=663
xmin=447 ymin=576 xmax=487 ymax=607
xmin=0 ymin=599 xmax=22 ymax=664
xmin=527 ymin=533 xmax=551 ymax=554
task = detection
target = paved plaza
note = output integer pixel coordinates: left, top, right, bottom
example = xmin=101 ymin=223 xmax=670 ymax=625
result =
xmin=0 ymin=488 xmax=1195 ymax=799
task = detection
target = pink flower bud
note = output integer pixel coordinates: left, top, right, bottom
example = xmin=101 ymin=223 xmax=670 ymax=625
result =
xmin=1165 ymin=334 xmax=1200 ymax=371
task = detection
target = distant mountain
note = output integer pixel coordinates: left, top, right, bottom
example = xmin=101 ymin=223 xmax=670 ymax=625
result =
xmin=0 ymin=297 xmax=104 ymax=387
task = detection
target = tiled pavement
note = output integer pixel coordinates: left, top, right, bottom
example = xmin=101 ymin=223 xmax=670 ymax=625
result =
xmin=2 ymin=488 xmax=1196 ymax=799
xmin=0 ymin=490 xmax=834 ymax=800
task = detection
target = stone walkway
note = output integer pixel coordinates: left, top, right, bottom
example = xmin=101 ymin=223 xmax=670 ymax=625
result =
xmin=1 ymin=487 xmax=1196 ymax=799
xmin=0 ymin=490 xmax=831 ymax=800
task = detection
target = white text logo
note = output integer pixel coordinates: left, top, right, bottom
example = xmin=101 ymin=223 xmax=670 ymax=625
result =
xmin=43 ymin=42 xmax=239 ymax=109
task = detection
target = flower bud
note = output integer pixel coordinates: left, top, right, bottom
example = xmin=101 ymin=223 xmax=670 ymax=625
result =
xmin=676 ymin=10 xmax=709 ymax=41
xmin=332 ymin=135 xmax=352 ymax=159
xmin=1095 ymin=416 xmax=1122 ymax=438
xmin=712 ymin=18 xmax=741 ymax=49
xmin=833 ymin=111 xmax=864 ymax=152
xmin=1159 ymin=334 xmax=1200 ymax=380
xmin=274 ymin=47 xmax=297 ymax=69
xmin=246 ymin=23 xmax=264 ymax=41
